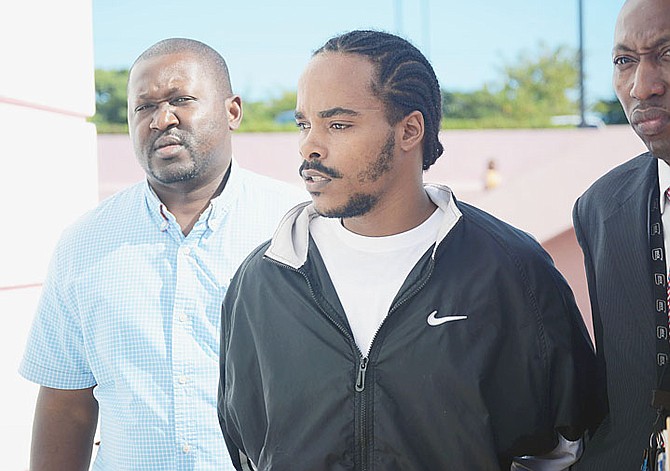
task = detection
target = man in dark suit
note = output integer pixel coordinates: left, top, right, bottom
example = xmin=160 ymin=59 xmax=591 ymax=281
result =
xmin=573 ymin=0 xmax=670 ymax=468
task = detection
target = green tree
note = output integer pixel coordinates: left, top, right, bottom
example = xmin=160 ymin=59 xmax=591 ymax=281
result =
xmin=91 ymin=68 xmax=129 ymax=133
xmin=442 ymin=87 xmax=503 ymax=120
xmin=593 ymin=97 xmax=628 ymax=124
xmin=442 ymin=44 xmax=580 ymax=129
xmin=239 ymin=91 xmax=298 ymax=132
xmin=498 ymin=44 xmax=578 ymax=122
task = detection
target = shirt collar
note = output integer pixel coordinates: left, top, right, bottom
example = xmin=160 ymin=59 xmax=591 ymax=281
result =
xmin=658 ymin=158 xmax=670 ymax=215
xmin=264 ymin=183 xmax=462 ymax=269
xmin=143 ymin=158 xmax=243 ymax=232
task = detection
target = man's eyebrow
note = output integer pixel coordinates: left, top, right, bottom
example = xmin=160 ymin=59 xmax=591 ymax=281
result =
xmin=319 ymin=107 xmax=360 ymax=119
xmin=294 ymin=107 xmax=361 ymax=121
xmin=133 ymin=87 xmax=183 ymax=102
xmin=613 ymin=37 xmax=670 ymax=55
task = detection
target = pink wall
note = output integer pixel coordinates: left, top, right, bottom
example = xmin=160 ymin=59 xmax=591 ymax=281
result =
xmin=543 ymin=229 xmax=593 ymax=341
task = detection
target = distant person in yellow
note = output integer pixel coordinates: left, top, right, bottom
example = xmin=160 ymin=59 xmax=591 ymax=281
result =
xmin=19 ymin=38 xmax=304 ymax=471
xmin=484 ymin=158 xmax=502 ymax=190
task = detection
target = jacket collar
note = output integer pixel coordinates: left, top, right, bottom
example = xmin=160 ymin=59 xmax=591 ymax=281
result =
xmin=264 ymin=184 xmax=463 ymax=269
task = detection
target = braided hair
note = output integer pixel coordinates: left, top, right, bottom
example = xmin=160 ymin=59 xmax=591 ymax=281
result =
xmin=315 ymin=30 xmax=444 ymax=170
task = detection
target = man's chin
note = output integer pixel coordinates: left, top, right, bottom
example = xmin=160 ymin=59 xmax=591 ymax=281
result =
xmin=150 ymin=171 xmax=197 ymax=185
xmin=313 ymin=195 xmax=376 ymax=219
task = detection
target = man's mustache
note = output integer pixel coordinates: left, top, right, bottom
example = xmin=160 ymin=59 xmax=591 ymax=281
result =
xmin=149 ymin=130 xmax=187 ymax=151
xmin=299 ymin=160 xmax=343 ymax=179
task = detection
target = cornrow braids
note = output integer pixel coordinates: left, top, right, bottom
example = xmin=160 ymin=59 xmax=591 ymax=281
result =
xmin=315 ymin=30 xmax=444 ymax=170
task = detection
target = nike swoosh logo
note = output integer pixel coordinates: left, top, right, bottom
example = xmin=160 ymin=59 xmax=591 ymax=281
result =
xmin=426 ymin=310 xmax=468 ymax=326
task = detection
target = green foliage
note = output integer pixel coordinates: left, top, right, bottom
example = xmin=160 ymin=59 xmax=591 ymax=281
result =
xmin=90 ymin=44 xmax=585 ymax=133
xmin=238 ymin=91 xmax=299 ymax=133
xmin=442 ymin=87 xmax=503 ymax=120
xmin=441 ymin=44 xmax=580 ymax=128
xmin=90 ymin=69 xmax=129 ymax=133
xmin=593 ymin=97 xmax=628 ymax=124
xmin=497 ymin=44 xmax=578 ymax=119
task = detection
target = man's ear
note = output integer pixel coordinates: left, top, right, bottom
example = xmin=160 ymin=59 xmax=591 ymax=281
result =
xmin=226 ymin=95 xmax=243 ymax=131
xmin=398 ymin=110 xmax=424 ymax=152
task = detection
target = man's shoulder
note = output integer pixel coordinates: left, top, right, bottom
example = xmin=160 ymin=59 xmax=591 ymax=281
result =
xmin=452 ymin=201 xmax=557 ymax=275
xmin=456 ymin=202 xmax=541 ymax=252
xmin=576 ymin=151 xmax=654 ymax=220
xmin=60 ymin=182 xmax=146 ymax=242
xmin=581 ymin=152 xmax=653 ymax=199
xmin=226 ymin=238 xmax=275 ymax=290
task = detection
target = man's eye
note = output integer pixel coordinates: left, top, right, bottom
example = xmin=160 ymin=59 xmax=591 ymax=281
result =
xmin=172 ymin=97 xmax=194 ymax=105
xmin=134 ymin=104 xmax=152 ymax=113
xmin=613 ymin=56 xmax=635 ymax=66
xmin=331 ymin=123 xmax=349 ymax=130
xmin=296 ymin=122 xmax=310 ymax=130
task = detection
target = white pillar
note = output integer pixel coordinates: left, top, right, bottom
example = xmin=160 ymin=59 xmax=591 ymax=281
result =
xmin=0 ymin=1 xmax=97 ymax=469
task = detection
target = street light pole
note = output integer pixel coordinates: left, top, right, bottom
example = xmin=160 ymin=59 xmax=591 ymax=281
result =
xmin=578 ymin=0 xmax=587 ymax=127
xmin=395 ymin=0 xmax=403 ymax=35
xmin=421 ymin=0 xmax=430 ymax=58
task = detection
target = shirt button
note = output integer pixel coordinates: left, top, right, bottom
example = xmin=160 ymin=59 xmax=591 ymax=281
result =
xmin=178 ymin=313 xmax=188 ymax=322
xmin=181 ymin=246 xmax=192 ymax=255
xmin=182 ymin=443 xmax=191 ymax=453
xmin=178 ymin=375 xmax=188 ymax=384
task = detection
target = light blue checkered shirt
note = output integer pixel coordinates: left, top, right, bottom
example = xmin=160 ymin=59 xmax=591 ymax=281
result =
xmin=20 ymin=161 xmax=306 ymax=471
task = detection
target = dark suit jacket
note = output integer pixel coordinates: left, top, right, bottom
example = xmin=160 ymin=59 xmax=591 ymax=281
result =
xmin=572 ymin=152 xmax=659 ymax=470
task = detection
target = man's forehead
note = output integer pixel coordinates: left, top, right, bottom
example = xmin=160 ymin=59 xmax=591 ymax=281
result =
xmin=128 ymin=57 xmax=203 ymax=94
xmin=297 ymin=55 xmax=382 ymax=113
xmin=615 ymin=0 xmax=670 ymax=44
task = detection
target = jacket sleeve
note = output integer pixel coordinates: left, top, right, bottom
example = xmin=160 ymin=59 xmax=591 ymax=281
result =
xmin=218 ymin=275 xmax=249 ymax=471
xmin=571 ymin=196 xmax=609 ymax=439
xmin=541 ymin=242 xmax=607 ymax=443
xmin=501 ymin=228 xmax=607 ymax=461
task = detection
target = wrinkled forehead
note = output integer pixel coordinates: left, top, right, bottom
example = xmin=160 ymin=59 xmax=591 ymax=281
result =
xmin=614 ymin=0 xmax=670 ymax=49
xmin=128 ymin=52 xmax=206 ymax=95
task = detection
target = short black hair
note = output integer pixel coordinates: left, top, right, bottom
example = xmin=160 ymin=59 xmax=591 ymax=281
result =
xmin=315 ymin=30 xmax=444 ymax=170
xmin=130 ymin=38 xmax=233 ymax=96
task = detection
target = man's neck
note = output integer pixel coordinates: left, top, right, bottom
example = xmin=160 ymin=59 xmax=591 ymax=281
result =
xmin=152 ymin=164 xmax=231 ymax=236
xmin=342 ymin=187 xmax=437 ymax=237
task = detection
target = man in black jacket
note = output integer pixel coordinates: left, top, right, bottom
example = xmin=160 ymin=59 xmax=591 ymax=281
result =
xmin=572 ymin=0 xmax=670 ymax=469
xmin=219 ymin=30 xmax=604 ymax=470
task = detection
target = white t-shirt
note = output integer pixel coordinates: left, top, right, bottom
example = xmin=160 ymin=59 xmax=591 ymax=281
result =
xmin=310 ymin=208 xmax=443 ymax=355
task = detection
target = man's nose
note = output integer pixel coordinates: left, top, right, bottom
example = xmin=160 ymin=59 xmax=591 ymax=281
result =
xmin=150 ymin=104 xmax=179 ymax=131
xmin=630 ymin=59 xmax=667 ymax=101
xmin=299 ymin=129 xmax=325 ymax=160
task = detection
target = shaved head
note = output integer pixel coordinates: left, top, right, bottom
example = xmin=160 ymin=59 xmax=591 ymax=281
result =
xmin=130 ymin=38 xmax=233 ymax=97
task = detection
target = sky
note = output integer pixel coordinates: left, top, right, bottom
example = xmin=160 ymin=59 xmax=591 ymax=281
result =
xmin=93 ymin=0 xmax=625 ymax=105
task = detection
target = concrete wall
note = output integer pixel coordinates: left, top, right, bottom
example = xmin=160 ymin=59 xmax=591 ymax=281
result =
xmin=0 ymin=1 xmax=97 ymax=469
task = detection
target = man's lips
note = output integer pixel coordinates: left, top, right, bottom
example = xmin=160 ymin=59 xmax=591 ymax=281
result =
xmin=631 ymin=108 xmax=670 ymax=136
xmin=152 ymin=136 xmax=183 ymax=158
xmin=301 ymin=169 xmax=331 ymax=191
xmin=153 ymin=135 xmax=182 ymax=150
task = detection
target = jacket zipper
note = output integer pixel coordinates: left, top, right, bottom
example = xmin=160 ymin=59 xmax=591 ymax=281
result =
xmin=265 ymin=255 xmax=435 ymax=471
xmin=355 ymin=257 xmax=436 ymax=470
xmin=355 ymin=357 xmax=368 ymax=392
